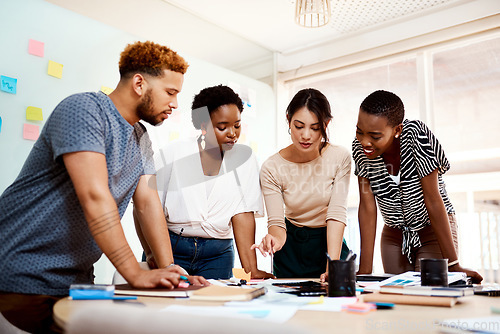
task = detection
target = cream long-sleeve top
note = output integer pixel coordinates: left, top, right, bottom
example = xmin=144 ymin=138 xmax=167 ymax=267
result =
xmin=260 ymin=144 xmax=351 ymax=229
xmin=155 ymin=137 xmax=264 ymax=239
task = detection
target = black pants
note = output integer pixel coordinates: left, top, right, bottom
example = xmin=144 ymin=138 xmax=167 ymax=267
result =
xmin=273 ymin=218 xmax=349 ymax=278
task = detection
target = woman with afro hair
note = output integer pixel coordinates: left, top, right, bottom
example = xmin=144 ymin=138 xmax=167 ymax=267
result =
xmin=137 ymin=85 xmax=273 ymax=280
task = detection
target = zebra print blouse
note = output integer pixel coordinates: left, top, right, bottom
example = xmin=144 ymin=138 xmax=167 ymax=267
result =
xmin=353 ymin=119 xmax=455 ymax=262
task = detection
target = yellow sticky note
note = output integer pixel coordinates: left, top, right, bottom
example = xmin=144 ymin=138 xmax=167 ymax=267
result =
xmin=169 ymin=131 xmax=179 ymax=141
xmin=48 ymin=60 xmax=63 ymax=79
xmin=232 ymin=268 xmax=251 ymax=281
xmin=26 ymin=106 xmax=43 ymax=121
xmin=100 ymin=86 xmax=114 ymax=95
xmin=308 ymin=295 xmax=324 ymax=304
xmin=250 ymin=141 xmax=258 ymax=153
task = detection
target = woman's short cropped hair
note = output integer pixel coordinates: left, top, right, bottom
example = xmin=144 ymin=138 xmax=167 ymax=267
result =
xmin=360 ymin=90 xmax=404 ymax=127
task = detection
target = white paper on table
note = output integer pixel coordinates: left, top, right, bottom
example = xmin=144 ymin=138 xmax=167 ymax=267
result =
xmin=161 ymin=304 xmax=297 ymax=323
xmin=363 ymin=271 xmax=467 ymax=292
xmin=299 ymin=296 xmax=358 ymax=312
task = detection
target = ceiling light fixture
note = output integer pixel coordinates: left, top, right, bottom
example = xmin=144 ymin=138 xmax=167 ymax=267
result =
xmin=295 ymin=0 xmax=331 ymax=28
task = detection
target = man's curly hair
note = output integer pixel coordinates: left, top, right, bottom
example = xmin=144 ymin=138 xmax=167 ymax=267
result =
xmin=119 ymin=41 xmax=188 ymax=78
xmin=191 ymin=85 xmax=244 ymax=130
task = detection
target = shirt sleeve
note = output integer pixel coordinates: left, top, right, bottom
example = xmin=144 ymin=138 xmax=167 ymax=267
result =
xmin=260 ymin=157 xmax=286 ymax=230
xmin=46 ymin=93 xmax=106 ymax=161
xmin=326 ymin=147 xmax=351 ymax=225
xmin=352 ymin=138 xmax=367 ymax=178
xmin=411 ymin=120 xmax=450 ymax=179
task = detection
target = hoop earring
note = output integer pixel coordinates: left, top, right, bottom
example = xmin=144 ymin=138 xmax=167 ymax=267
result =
xmin=288 ymin=128 xmax=291 ymax=135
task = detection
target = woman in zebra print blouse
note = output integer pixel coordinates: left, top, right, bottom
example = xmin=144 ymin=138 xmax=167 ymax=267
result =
xmin=353 ymin=90 xmax=482 ymax=283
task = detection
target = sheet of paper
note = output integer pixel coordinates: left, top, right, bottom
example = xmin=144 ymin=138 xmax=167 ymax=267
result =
xmin=1 ymin=75 xmax=17 ymax=94
xmin=23 ymin=123 xmax=40 ymax=141
xmin=28 ymin=39 xmax=44 ymax=57
xmin=162 ymin=304 xmax=297 ymax=323
xmin=299 ymin=296 xmax=357 ymax=312
xmin=232 ymin=268 xmax=251 ymax=281
xmin=364 ymin=271 xmax=467 ymax=292
xmin=26 ymin=106 xmax=43 ymax=121
xmin=48 ymin=60 xmax=63 ymax=79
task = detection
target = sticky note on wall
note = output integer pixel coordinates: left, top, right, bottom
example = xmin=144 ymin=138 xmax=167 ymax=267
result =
xmin=100 ymin=86 xmax=113 ymax=95
xmin=0 ymin=116 xmax=2 ymax=133
xmin=28 ymin=39 xmax=44 ymax=57
xmin=1 ymin=75 xmax=17 ymax=94
xmin=26 ymin=106 xmax=43 ymax=121
xmin=23 ymin=123 xmax=40 ymax=141
xmin=48 ymin=60 xmax=63 ymax=79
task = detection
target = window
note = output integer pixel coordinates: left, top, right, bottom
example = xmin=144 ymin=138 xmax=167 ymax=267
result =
xmin=284 ymin=34 xmax=500 ymax=281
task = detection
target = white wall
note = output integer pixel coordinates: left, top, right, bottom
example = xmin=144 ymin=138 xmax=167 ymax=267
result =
xmin=0 ymin=0 xmax=275 ymax=284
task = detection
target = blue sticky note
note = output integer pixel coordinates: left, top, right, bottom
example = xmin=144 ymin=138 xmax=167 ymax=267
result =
xmin=1 ymin=75 xmax=17 ymax=94
xmin=0 ymin=116 xmax=2 ymax=133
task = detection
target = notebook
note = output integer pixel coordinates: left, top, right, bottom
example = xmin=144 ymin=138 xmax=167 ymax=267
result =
xmin=114 ymin=283 xmax=203 ymax=298
xmin=189 ymin=285 xmax=266 ymax=301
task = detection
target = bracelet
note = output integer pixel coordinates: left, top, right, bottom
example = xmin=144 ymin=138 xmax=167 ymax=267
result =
xmin=165 ymin=263 xmax=176 ymax=269
xmin=448 ymin=260 xmax=459 ymax=267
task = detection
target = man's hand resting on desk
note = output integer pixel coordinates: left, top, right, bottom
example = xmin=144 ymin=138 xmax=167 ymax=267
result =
xmin=128 ymin=266 xmax=209 ymax=289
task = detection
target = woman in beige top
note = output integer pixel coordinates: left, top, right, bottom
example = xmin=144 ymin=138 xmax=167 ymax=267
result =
xmin=252 ymin=88 xmax=351 ymax=279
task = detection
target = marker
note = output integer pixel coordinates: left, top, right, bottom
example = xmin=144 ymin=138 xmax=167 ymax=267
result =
xmin=180 ymin=275 xmax=189 ymax=281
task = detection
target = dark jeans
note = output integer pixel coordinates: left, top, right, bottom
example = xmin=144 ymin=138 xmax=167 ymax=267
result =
xmin=274 ymin=218 xmax=350 ymax=278
xmin=0 ymin=292 xmax=64 ymax=333
xmin=143 ymin=231 xmax=235 ymax=279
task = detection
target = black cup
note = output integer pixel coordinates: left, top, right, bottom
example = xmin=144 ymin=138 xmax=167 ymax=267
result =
xmin=328 ymin=260 xmax=356 ymax=297
xmin=420 ymin=258 xmax=448 ymax=287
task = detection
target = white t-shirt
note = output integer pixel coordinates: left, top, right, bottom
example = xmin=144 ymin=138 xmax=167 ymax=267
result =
xmin=155 ymin=137 xmax=264 ymax=239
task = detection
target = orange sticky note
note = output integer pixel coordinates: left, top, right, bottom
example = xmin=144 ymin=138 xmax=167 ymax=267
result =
xmin=23 ymin=123 xmax=40 ymax=141
xmin=28 ymin=39 xmax=44 ymax=57
xmin=48 ymin=60 xmax=63 ymax=79
xmin=100 ymin=86 xmax=113 ymax=95
xmin=232 ymin=268 xmax=251 ymax=281
xmin=26 ymin=106 xmax=43 ymax=121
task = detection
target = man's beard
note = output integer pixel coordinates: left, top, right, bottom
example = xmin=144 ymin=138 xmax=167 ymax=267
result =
xmin=137 ymin=89 xmax=163 ymax=126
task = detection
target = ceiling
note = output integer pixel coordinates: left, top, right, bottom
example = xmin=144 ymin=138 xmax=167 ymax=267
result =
xmin=44 ymin=0 xmax=499 ymax=82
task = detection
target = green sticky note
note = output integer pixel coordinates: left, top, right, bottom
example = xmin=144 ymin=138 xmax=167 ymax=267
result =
xmin=26 ymin=106 xmax=43 ymax=121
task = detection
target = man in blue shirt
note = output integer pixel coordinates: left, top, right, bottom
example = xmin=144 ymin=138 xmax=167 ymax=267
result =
xmin=0 ymin=41 xmax=207 ymax=333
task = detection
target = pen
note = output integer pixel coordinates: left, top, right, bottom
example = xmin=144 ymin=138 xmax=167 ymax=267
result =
xmin=270 ymin=252 xmax=274 ymax=275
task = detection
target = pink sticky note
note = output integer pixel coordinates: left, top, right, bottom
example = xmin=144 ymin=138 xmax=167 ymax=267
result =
xmin=23 ymin=123 xmax=40 ymax=141
xmin=28 ymin=39 xmax=44 ymax=57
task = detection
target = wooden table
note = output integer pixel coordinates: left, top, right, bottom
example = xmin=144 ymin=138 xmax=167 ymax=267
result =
xmin=54 ymin=291 xmax=500 ymax=333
